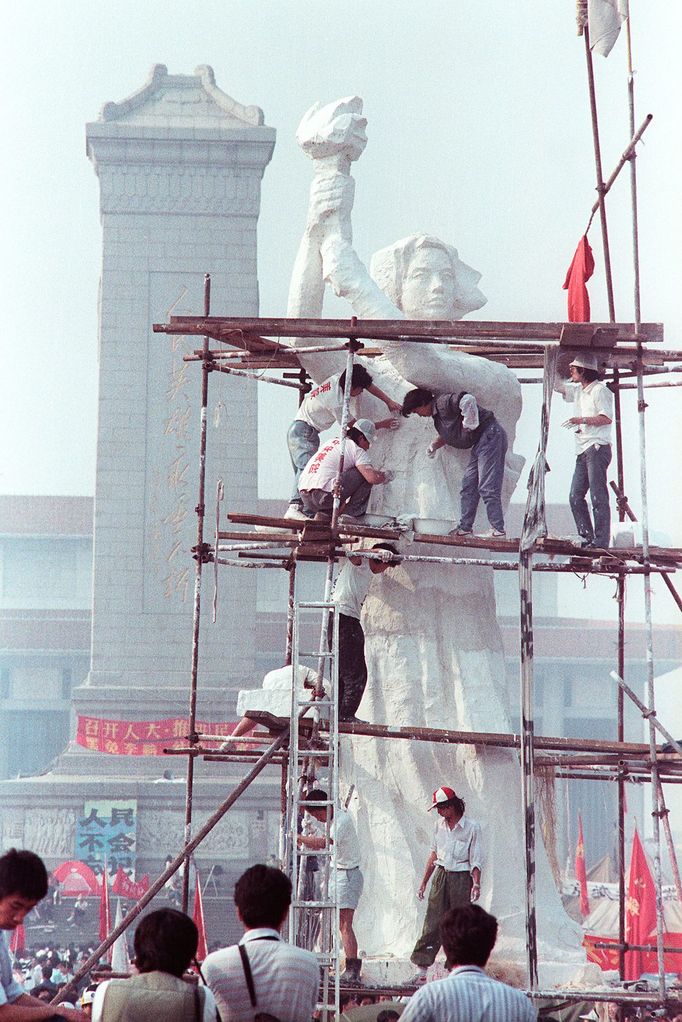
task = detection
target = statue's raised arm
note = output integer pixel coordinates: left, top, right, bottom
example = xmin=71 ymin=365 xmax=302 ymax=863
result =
xmin=292 ymin=97 xmax=521 ymax=435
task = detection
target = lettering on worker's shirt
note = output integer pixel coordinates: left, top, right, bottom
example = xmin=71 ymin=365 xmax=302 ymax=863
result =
xmin=309 ymin=380 xmax=333 ymax=399
xmin=308 ymin=438 xmax=340 ymax=475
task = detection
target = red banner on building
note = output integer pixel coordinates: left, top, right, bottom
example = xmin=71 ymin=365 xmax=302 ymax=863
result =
xmin=76 ymin=716 xmax=235 ymax=756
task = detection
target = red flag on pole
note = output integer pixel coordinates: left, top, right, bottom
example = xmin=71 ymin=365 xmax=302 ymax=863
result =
xmin=9 ymin=924 xmax=26 ymax=955
xmin=563 ymin=235 xmax=595 ymax=322
xmin=625 ymin=828 xmax=657 ymax=981
xmin=193 ymin=869 xmax=208 ymax=964
xmin=575 ymin=815 xmax=590 ymax=917
xmin=99 ymin=860 xmax=112 ymax=960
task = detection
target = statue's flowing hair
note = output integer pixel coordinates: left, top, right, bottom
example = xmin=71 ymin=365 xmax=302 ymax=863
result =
xmin=369 ymin=233 xmax=487 ymax=319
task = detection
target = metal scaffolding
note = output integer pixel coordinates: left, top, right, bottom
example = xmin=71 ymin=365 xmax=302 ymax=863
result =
xmin=151 ymin=304 xmax=682 ymax=1011
xmin=56 ymin=309 xmax=682 ymax=1018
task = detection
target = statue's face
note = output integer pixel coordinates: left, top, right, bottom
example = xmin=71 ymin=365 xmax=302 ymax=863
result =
xmin=401 ymin=247 xmax=456 ymax=320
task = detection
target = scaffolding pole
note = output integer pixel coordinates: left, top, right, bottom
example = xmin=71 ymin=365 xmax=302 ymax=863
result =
xmin=181 ymin=272 xmax=212 ymax=912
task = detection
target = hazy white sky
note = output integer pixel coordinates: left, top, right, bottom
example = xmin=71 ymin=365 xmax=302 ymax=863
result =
xmin=1 ymin=1 xmax=680 ymax=551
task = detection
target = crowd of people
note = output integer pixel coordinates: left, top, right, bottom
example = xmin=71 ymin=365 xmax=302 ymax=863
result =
xmin=1 ymin=846 xmax=541 ymax=1022
xmin=3 ymin=847 xmax=677 ymax=1022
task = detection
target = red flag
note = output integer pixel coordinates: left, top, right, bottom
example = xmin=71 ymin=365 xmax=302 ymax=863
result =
xmin=99 ymin=861 xmax=112 ymax=960
xmin=192 ymin=869 xmax=208 ymax=964
xmin=575 ymin=815 xmax=590 ymax=917
xmin=9 ymin=924 xmax=25 ymax=955
xmin=563 ymin=235 xmax=595 ymax=322
xmin=625 ymin=829 xmax=657 ymax=980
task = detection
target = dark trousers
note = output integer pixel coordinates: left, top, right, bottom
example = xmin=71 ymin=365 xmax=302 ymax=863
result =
xmin=569 ymin=443 xmax=612 ymax=548
xmin=300 ymin=467 xmax=372 ymax=518
xmin=458 ymin=421 xmax=508 ymax=533
xmin=328 ymin=613 xmax=367 ymax=719
xmin=411 ymin=867 xmax=473 ymax=967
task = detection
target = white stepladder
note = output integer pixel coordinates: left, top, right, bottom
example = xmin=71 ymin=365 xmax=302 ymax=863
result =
xmin=285 ymin=595 xmax=341 ymax=1022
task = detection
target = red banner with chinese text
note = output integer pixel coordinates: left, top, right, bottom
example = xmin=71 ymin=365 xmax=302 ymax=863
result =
xmin=76 ymin=716 xmax=235 ymax=756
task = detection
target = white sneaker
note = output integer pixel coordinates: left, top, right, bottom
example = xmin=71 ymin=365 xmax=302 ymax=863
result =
xmin=283 ymin=505 xmax=308 ymax=521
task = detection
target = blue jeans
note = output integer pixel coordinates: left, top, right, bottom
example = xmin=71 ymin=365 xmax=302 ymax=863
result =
xmin=300 ymin=468 xmax=372 ymax=518
xmin=569 ymin=443 xmax=612 ymax=548
xmin=287 ymin=420 xmax=320 ymax=506
xmin=458 ymin=421 xmax=508 ymax=533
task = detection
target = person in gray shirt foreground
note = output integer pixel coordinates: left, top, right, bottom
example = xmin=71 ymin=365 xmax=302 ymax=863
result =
xmin=401 ymin=904 xmax=536 ymax=1022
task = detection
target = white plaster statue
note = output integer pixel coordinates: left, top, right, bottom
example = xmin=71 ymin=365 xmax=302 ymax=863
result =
xmin=286 ymin=98 xmax=586 ymax=982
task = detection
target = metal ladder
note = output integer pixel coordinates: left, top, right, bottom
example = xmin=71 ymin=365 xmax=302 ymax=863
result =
xmin=286 ymin=596 xmax=341 ymax=1022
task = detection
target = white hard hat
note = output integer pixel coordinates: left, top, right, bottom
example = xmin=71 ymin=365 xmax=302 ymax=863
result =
xmin=569 ymin=352 xmax=599 ymax=371
xmin=353 ymin=418 xmax=376 ymax=443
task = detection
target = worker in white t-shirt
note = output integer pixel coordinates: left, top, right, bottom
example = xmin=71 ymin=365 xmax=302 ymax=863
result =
xmin=298 ymin=419 xmax=394 ymax=522
xmin=330 ymin=542 xmax=401 ymax=722
xmin=286 ymin=364 xmax=400 ymax=519
xmin=556 ymin=352 xmax=613 ymax=549
xmin=298 ymin=788 xmax=365 ymax=985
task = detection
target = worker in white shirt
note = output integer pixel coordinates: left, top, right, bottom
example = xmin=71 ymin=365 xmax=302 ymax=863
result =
xmin=298 ymin=788 xmax=364 ymax=985
xmin=286 ymin=364 xmax=400 ymax=519
xmin=410 ymin=786 xmax=483 ymax=984
xmin=556 ymin=352 xmax=613 ymax=550
xmin=329 ymin=543 xmax=401 ymax=722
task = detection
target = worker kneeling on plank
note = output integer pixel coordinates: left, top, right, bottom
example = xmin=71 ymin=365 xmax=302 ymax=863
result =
xmin=286 ymin=365 xmax=400 ymax=520
xmin=297 ymin=419 xmax=394 ymax=524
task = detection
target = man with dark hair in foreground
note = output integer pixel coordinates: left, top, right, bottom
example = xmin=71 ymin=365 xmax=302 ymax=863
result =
xmin=92 ymin=908 xmax=217 ymax=1022
xmin=203 ymin=864 xmax=319 ymax=1022
xmin=0 ymin=848 xmax=82 ymax=1022
xmin=401 ymin=904 xmax=536 ymax=1022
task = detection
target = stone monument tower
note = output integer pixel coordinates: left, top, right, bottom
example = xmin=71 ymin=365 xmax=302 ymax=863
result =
xmin=0 ymin=68 xmax=279 ymax=880
xmin=79 ymin=64 xmax=275 ymax=723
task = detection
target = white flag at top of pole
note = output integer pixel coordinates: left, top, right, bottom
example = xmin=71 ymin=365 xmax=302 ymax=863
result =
xmin=589 ymin=0 xmax=629 ymax=56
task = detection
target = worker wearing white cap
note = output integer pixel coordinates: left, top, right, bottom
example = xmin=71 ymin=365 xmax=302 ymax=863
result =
xmin=297 ymin=419 xmax=394 ymax=522
xmin=410 ymin=787 xmax=483 ymax=983
xmin=557 ymin=352 xmax=613 ymax=549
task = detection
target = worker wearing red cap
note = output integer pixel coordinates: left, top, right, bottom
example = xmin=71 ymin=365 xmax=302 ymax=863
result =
xmin=409 ymin=787 xmax=482 ymax=983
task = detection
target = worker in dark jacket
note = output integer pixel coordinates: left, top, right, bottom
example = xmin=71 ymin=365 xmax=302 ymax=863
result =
xmin=402 ymin=388 xmax=507 ymax=538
